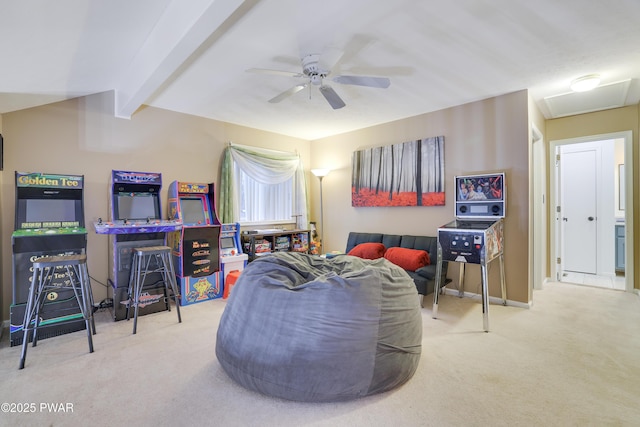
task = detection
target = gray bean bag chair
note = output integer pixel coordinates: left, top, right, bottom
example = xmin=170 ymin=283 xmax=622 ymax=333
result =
xmin=215 ymin=252 xmax=422 ymax=402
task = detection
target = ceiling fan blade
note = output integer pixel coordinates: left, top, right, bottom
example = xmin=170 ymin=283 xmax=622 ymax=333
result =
xmin=332 ymin=75 xmax=390 ymax=89
xmin=318 ymin=47 xmax=344 ymax=71
xmin=268 ymin=84 xmax=308 ymax=103
xmin=319 ymin=85 xmax=346 ymax=109
xmin=247 ymin=68 xmax=303 ymax=78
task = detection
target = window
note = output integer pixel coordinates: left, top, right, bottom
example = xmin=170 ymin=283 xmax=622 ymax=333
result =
xmin=219 ymin=143 xmax=308 ymax=229
xmin=235 ymin=163 xmax=293 ymax=223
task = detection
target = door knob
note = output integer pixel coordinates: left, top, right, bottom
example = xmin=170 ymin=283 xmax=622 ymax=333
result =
xmin=588 ymin=216 xmax=595 ymax=221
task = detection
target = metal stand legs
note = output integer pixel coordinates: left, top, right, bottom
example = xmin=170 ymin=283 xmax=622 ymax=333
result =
xmin=19 ymin=254 xmax=95 ymax=369
xmin=433 ymin=245 xmax=507 ymax=332
xmin=126 ymin=246 xmax=182 ymax=334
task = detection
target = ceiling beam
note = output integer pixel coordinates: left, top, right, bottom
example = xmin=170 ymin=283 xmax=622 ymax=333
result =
xmin=114 ymin=0 xmax=246 ymax=119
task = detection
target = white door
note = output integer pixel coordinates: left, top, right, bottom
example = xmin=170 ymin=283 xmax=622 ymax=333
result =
xmin=560 ymin=149 xmax=597 ymax=274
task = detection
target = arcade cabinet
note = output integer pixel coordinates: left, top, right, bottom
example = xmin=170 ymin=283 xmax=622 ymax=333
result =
xmin=219 ymin=222 xmax=248 ymax=297
xmin=166 ymin=181 xmax=224 ymax=305
xmin=433 ymin=172 xmax=507 ymax=332
xmin=93 ymin=170 xmax=182 ymax=320
xmin=10 ymin=172 xmax=88 ymax=346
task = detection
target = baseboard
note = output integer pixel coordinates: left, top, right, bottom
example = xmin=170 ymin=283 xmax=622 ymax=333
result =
xmin=442 ymin=287 xmax=531 ymax=309
xmin=532 ymin=276 xmax=553 ymax=290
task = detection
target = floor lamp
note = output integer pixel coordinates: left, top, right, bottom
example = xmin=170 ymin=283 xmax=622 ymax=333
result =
xmin=311 ymin=168 xmax=330 ymax=251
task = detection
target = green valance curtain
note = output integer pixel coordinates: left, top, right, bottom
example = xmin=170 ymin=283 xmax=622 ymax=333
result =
xmin=219 ymin=142 xmax=309 ymax=229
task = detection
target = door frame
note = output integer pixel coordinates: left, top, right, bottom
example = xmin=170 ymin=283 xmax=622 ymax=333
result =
xmin=531 ymin=125 xmax=546 ymax=292
xmin=549 ymin=131 xmax=634 ymax=291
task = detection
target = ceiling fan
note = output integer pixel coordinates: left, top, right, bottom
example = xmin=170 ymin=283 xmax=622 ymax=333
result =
xmin=247 ymin=54 xmax=390 ymax=109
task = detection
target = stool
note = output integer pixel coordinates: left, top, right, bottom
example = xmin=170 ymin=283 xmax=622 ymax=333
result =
xmin=126 ymin=246 xmax=182 ymax=334
xmin=19 ymin=254 xmax=96 ymax=369
xmin=223 ymin=270 xmax=241 ymax=299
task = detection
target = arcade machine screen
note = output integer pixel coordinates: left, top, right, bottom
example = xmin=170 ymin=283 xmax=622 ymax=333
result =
xmin=25 ymin=199 xmax=76 ymax=223
xmin=454 ymin=172 xmax=505 ymax=219
xmin=456 ymin=174 xmax=504 ymax=202
xmin=220 ymin=237 xmax=236 ymax=249
xmin=179 ymin=197 xmax=208 ymax=225
xmin=115 ymin=192 xmax=160 ymax=220
xmin=16 ymin=186 xmax=84 ymax=229
xmin=220 ymin=237 xmax=235 ymax=251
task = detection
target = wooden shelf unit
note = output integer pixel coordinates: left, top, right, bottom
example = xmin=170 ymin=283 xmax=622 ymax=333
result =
xmin=242 ymin=229 xmax=310 ymax=261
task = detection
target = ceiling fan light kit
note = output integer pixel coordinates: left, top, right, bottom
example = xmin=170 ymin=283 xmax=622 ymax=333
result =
xmin=249 ymin=53 xmax=390 ymax=109
xmin=570 ymin=74 xmax=601 ymax=92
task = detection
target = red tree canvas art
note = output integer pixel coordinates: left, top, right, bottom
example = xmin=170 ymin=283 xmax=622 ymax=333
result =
xmin=351 ymin=136 xmax=445 ymax=207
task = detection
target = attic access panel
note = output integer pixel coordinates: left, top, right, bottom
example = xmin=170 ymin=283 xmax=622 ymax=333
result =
xmin=544 ymin=79 xmax=631 ymax=118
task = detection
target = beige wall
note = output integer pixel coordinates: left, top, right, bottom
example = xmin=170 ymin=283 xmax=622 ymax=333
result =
xmin=2 ymin=90 xmax=637 ymax=322
xmin=546 ymin=105 xmax=640 ymax=290
xmin=310 ymin=90 xmax=531 ymax=304
xmin=0 ymin=92 xmax=310 ymax=321
xmin=0 ymin=89 xmax=538 ymax=322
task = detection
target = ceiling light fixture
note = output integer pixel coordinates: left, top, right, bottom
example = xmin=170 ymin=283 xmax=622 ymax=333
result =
xmin=570 ymin=74 xmax=601 ymax=92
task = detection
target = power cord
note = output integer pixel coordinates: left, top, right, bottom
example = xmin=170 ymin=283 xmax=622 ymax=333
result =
xmin=93 ymin=298 xmax=113 ymax=313
xmin=90 ymin=275 xmax=109 ymax=288
xmin=89 ymin=276 xmax=113 ymax=312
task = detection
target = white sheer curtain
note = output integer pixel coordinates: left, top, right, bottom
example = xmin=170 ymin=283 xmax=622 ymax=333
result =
xmin=235 ymin=167 xmax=293 ymax=222
xmin=219 ymin=143 xmax=308 ymax=229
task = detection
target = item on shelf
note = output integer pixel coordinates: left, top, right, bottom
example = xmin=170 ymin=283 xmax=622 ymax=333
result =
xmin=292 ymin=233 xmax=309 ymax=252
xmin=275 ymin=236 xmax=290 ymax=251
xmin=241 ymin=229 xmax=311 ymax=261
xmin=309 ymin=238 xmax=321 ymax=255
xmin=255 ymin=240 xmax=271 ymax=253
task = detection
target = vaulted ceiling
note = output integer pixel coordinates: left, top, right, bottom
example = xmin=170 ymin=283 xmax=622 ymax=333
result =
xmin=1 ymin=0 xmax=639 ymax=140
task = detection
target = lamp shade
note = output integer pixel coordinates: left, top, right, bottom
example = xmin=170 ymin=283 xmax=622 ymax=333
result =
xmin=311 ymin=168 xmax=331 ymax=177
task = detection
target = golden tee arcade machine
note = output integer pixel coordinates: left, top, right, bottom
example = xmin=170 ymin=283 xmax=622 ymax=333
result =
xmin=166 ymin=181 xmax=223 ymax=305
xmin=94 ymin=170 xmax=182 ymax=320
xmin=10 ymin=172 xmax=88 ymax=346
xmin=433 ymin=172 xmax=507 ymax=332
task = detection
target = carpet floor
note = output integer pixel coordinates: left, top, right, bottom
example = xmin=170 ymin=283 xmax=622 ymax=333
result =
xmin=1 ymin=281 xmax=639 ymax=426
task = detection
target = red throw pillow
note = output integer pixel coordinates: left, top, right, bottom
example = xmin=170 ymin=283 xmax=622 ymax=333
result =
xmin=347 ymin=242 xmax=386 ymax=260
xmin=384 ymin=247 xmax=430 ymax=271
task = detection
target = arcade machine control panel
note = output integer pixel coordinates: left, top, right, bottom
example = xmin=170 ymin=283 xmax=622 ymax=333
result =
xmin=93 ymin=217 xmax=182 ymax=235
